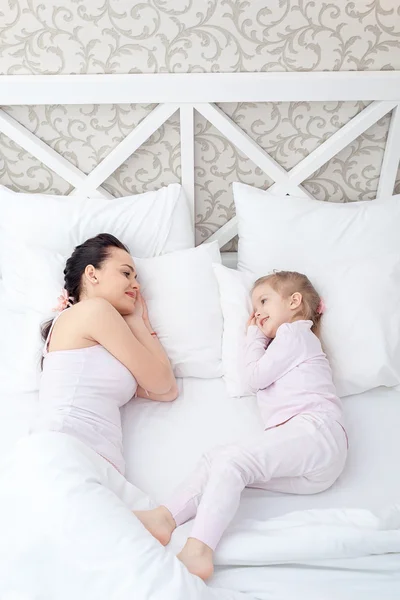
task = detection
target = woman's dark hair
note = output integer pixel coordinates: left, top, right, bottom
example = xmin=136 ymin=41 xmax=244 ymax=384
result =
xmin=40 ymin=233 xmax=129 ymax=367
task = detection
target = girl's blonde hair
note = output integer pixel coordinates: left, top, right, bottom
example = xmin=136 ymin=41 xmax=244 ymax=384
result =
xmin=252 ymin=271 xmax=323 ymax=337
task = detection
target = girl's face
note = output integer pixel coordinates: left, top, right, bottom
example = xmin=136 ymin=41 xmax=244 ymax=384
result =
xmin=84 ymin=247 xmax=140 ymax=315
xmin=251 ymin=282 xmax=301 ymax=338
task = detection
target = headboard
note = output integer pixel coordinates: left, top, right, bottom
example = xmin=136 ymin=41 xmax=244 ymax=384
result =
xmin=0 ymin=71 xmax=399 ymax=266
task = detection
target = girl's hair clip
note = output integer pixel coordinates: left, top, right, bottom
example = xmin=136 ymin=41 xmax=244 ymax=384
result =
xmin=317 ymin=299 xmax=326 ymax=315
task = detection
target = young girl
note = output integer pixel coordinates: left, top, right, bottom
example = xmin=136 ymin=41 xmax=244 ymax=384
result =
xmin=135 ymin=271 xmax=348 ymax=580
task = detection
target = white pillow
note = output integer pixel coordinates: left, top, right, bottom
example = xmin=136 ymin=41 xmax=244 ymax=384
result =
xmin=0 ymin=183 xmax=193 ymax=276
xmin=134 ymin=242 xmax=223 ymax=379
xmin=214 ymin=258 xmax=400 ymax=398
xmin=234 ymin=182 xmax=400 ymax=275
xmin=0 ymin=241 xmax=223 ymax=391
xmin=231 ymin=182 xmax=400 ymax=396
xmin=213 ymin=264 xmax=254 ymax=397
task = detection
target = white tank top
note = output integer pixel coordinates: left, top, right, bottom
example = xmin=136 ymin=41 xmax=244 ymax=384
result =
xmin=33 ymin=311 xmax=137 ymax=474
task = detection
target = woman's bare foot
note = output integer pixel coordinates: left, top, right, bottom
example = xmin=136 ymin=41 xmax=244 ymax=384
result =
xmin=134 ymin=506 xmax=176 ymax=546
xmin=177 ymin=538 xmax=214 ymax=580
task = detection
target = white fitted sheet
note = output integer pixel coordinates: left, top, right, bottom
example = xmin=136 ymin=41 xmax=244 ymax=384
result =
xmin=2 ymin=380 xmax=400 ymax=527
xmin=122 ymin=378 xmax=400 ymax=516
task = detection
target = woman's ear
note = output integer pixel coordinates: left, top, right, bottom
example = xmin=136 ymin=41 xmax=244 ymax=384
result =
xmin=290 ymin=292 xmax=302 ymax=310
xmin=84 ymin=264 xmax=98 ymax=285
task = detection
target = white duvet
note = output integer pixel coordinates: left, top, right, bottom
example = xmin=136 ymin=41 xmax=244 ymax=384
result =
xmin=0 ymin=381 xmax=400 ymax=600
xmin=0 ymin=432 xmax=248 ymax=600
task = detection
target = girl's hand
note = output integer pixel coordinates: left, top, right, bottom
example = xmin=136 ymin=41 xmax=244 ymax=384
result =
xmin=247 ymin=311 xmax=257 ymax=329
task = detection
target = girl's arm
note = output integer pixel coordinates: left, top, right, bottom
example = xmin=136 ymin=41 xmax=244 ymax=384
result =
xmin=244 ymin=324 xmax=302 ymax=392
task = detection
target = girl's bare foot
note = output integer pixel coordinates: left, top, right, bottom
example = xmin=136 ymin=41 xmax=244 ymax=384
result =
xmin=134 ymin=506 xmax=176 ymax=546
xmin=177 ymin=538 xmax=214 ymax=580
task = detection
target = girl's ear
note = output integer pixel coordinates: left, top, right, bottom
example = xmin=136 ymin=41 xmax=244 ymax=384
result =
xmin=290 ymin=292 xmax=302 ymax=310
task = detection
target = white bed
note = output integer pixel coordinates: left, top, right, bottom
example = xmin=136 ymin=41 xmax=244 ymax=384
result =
xmin=1 ymin=72 xmax=400 ymax=599
xmin=1 ymin=381 xmax=400 ymax=599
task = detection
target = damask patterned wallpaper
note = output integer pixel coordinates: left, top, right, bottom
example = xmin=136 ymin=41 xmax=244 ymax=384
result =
xmin=1 ymin=1 xmax=400 ymax=248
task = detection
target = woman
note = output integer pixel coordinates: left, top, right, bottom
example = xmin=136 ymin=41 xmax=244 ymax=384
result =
xmin=34 ymin=232 xmax=178 ymax=475
xmin=0 ymin=233 xmax=229 ymax=597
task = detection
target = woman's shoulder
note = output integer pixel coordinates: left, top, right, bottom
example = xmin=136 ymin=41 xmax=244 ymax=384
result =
xmin=48 ymin=299 xmax=120 ymax=352
xmin=54 ymin=297 xmax=111 ymax=322
xmin=67 ymin=297 xmax=119 ymax=319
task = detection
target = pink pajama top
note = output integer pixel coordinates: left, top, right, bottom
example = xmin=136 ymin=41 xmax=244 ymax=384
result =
xmin=245 ymin=320 xmax=343 ymax=429
xmin=32 ymin=312 xmax=137 ymax=474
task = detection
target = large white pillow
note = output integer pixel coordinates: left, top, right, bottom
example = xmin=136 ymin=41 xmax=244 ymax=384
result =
xmin=0 ymin=183 xmax=193 ymax=276
xmin=134 ymin=242 xmax=223 ymax=379
xmin=234 ymin=182 xmax=400 ymax=275
xmin=232 ymin=182 xmax=400 ymax=397
xmin=214 ymin=258 xmax=400 ymax=398
xmin=0 ymin=241 xmax=223 ymax=392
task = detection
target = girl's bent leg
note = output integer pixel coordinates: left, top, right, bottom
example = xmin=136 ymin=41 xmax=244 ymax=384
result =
xmin=176 ymin=443 xmax=268 ymax=580
xmin=188 ymin=415 xmax=348 ymax=551
xmin=134 ymin=450 xmax=216 ymax=545
xmin=163 ymin=451 xmax=215 ymax=528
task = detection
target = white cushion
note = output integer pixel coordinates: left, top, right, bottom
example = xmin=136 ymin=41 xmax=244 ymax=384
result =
xmin=231 ymin=182 xmax=400 ymax=397
xmin=234 ymin=182 xmax=400 ymax=274
xmin=0 ymin=241 xmax=223 ymax=392
xmin=135 ymin=242 xmax=223 ymax=379
xmin=0 ymin=183 xmax=193 ymax=276
xmin=213 ymin=264 xmax=254 ymax=397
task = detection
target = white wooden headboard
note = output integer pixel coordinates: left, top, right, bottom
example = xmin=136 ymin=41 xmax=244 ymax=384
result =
xmin=0 ymin=72 xmax=399 ymax=266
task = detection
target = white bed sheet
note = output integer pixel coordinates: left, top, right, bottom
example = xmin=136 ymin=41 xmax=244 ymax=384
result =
xmin=122 ymin=379 xmax=400 ymax=515
xmin=1 ymin=379 xmax=400 ymax=598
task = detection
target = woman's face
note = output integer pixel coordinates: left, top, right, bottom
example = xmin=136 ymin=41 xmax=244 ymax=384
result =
xmin=84 ymin=247 xmax=140 ymax=315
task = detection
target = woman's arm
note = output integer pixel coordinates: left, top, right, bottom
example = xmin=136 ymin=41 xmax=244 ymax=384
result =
xmin=124 ymin=296 xmax=178 ymax=401
xmin=82 ymin=297 xmax=176 ymax=396
xmin=129 ymin=321 xmax=178 ymax=400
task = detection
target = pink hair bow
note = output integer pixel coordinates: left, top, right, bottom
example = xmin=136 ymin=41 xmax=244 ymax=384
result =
xmin=53 ymin=288 xmax=73 ymax=312
xmin=317 ymin=299 xmax=326 ymax=315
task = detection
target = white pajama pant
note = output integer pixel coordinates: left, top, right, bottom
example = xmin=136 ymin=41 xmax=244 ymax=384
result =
xmin=164 ymin=413 xmax=348 ymax=550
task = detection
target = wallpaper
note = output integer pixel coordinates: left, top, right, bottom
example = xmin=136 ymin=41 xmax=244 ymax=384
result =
xmin=1 ymin=1 xmax=400 ymax=248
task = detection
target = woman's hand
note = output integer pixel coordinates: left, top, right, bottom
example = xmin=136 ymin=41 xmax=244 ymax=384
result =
xmin=247 ymin=311 xmax=257 ymax=329
xmin=140 ymin=293 xmax=151 ymax=327
xmin=124 ymin=292 xmax=153 ymax=333
xmin=133 ymin=292 xmax=145 ymax=321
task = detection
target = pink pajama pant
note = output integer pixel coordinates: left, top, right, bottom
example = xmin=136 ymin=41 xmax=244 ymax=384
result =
xmin=164 ymin=412 xmax=348 ymax=550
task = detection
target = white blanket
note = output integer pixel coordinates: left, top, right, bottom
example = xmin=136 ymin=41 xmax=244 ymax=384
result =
xmin=1 ymin=431 xmax=399 ymax=600
xmin=0 ymin=433 xmax=248 ymax=600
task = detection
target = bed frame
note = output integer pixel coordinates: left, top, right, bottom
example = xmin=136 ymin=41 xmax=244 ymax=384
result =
xmin=0 ymin=72 xmax=399 ymax=267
